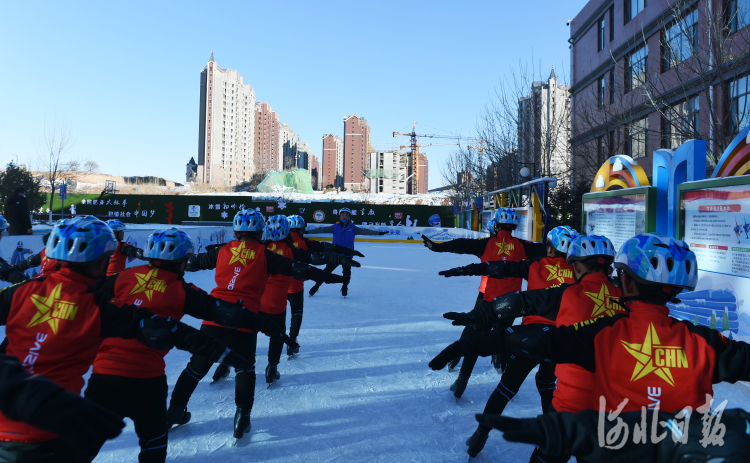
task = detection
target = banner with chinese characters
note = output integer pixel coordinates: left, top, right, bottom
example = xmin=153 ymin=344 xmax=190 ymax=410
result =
xmin=67 ymin=194 xmax=451 ymax=228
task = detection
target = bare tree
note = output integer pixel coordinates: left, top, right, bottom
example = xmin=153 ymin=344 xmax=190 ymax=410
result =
xmin=37 ymin=123 xmax=74 ymax=222
xmin=84 ymin=160 xmax=99 ymax=173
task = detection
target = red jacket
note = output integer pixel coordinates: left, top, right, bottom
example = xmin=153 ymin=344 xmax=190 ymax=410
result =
xmin=522 ymin=256 xmax=575 ymax=325
xmin=288 ymin=232 xmax=307 ymax=294
xmin=204 ymin=240 xmax=269 ymax=332
xmin=261 ymin=241 xmax=294 ymax=314
xmin=92 ymin=265 xmax=223 ymax=379
xmin=532 ymin=301 xmax=750 ymax=414
xmin=0 ymin=269 xmax=150 ymax=442
xmin=480 ymin=231 xmax=527 ymax=301
xmin=36 ymin=249 xmax=62 ymax=278
xmin=551 ymin=272 xmax=624 ymax=413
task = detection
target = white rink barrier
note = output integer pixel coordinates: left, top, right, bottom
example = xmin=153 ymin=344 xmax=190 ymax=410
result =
xmin=0 ymin=225 xmax=234 ymax=280
xmin=304 ymin=224 xmax=488 ymax=242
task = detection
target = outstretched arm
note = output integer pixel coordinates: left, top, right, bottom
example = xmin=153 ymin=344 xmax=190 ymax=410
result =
xmin=422 ymin=236 xmax=488 ymax=256
xmin=265 ymin=250 xmax=348 ymax=284
xmin=186 ymin=245 xmax=223 ymax=271
xmin=304 ymin=225 xmax=334 ymax=235
xmin=119 ymin=242 xmax=144 ymax=260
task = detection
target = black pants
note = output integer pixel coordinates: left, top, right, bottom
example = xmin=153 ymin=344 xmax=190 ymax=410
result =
xmin=170 ymin=324 xmax=257 ymax=412
xmin=477 ymin=356 xmax=557 ymax=434
xmin=85 ymin=374 xmax=168 ymax=463
xmin=458 ymin=292 xmax=488 ymax=378
xmin=264 ymin=311 xmax=287 ymax=365
xmin=312 ymin=262 xmax=351 ymax=289
xmin=287 ymin=291 xmax=304 ymax=339
xmin=0 ymin=438 xmax=87 ymax=463
xmin=529 ymin=405 xmax=571 ymax=463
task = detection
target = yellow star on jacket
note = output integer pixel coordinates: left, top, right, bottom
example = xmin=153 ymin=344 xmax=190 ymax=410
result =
xmin=545 ymin=262 xmax=571 ymax=285
xmin=621 ymin=323 xmax=688 ymax=387
xmin=495 ymin=239 xmax=515 ymax=256
xmin=585 ymin=284 xmax=620 ymax=317
xmin=129 ymin=268 xmax=167 ymax=302
xmin=228 ymin=241 xmax=255 ymax=267
xmin=27 ymin=283 xmax=79 ymax=334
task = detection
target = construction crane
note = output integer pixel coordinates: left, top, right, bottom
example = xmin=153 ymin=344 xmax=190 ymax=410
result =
xmin=392 ymin=122 xmax=480 ymax=194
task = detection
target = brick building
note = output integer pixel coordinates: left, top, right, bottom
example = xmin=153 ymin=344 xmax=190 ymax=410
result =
xmin=343 ymin=114 xmax=371 ymax=191
xmin=322 ymin=133 xmax=343 ymax=189
xmin=569 ymin=0 xmax=750 ymax=184
xmin=254 ymin=102 xmax=280 ymax=173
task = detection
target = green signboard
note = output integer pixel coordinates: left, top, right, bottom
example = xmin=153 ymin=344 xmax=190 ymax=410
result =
xmin=65 ymin=194 xmax=453 ymax=227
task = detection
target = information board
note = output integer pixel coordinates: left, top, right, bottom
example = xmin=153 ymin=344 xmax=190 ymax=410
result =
xmin=682 ymin=183 xmax=750 ymax=276
xmin=582 ymin=193 xmax=648 ymax=252
xmin=512 ymin=207 xmax=530 ymax=241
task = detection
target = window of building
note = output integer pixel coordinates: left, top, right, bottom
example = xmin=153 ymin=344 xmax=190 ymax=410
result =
xmin=662 ymin=96 xmax=700 ymax=148
xmin=609 ymin=69 xmax=615 ymax=104
xmin=598 ymin=16 xmax=606 ymax=51
xmin=610 ymin=7 xmax=615 ymax=41
xmin=625 ymin=0 xmax=646 ymax=23
xmin=598 ymin=75 xmax=606 ymax=108
xmin=626 ymin=44 xmax=648 ymax=91
xmin=626 ymin=118 xmax=648 ymax=158
xmin=729 ymin=75 xmax=750 ymax=135
xmin=662 ymin=9 xmax=698 ymax=71
xmin=597 ymin=136 xmax=604 ymax=165
xmin=728 ymin=0 xmax=750 ymax=33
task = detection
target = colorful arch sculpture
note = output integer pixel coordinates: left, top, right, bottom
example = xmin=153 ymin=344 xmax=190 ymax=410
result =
xmin=590 ymin=155 xmax=651 ymax=192
xmin=711 ymin=126 xmax=750 ymax=178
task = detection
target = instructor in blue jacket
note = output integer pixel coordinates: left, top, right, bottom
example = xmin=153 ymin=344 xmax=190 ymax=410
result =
xmin=306 ymin=207 xmax=386 ymax=296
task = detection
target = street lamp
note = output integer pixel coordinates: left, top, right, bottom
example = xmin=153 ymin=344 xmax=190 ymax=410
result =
xmin=519 ymin=166 xmax=531 ymax=178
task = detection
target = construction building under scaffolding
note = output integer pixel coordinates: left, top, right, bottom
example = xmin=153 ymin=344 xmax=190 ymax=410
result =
xmin=366 ymin=151 xmax=407 ymax=194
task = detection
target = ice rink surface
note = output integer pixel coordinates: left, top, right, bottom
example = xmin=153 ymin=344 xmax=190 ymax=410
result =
xmin=82 ymin=242 xmax=750 ymax=462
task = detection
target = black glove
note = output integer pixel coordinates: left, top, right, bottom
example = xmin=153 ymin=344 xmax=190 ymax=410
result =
xmin=324 ymin=273 xmax=348 ymax=284
xmin=475 ymin=414 xmax=546 ymax=449
xmin=439 ymin=263 xmax=488 ymax=278
xmin=185 ymin=255 xmax=199 ymax=272
xmin=31 ymin=389 xmax=125 ymax=453
xmin=485 ymin=261 xmax=511 ymax=279
xmin=330 ymin=253 xmax=361 ymax=268
xmin=504 ymin=324 xmax=549 ymax=361
xmin=491 ymin=292 xmax=523 ymax=320
xmin=210 ymin=299 xmax=246 ymax=330
xmin=134 ymin=248 xmax=144 ymax=260
xmin=216 ymin=348 xmax=254 ymax=371
xmin=378 ymin=231 xmax=389 ymax=235
xmin=351 ymin=250 xmax=365 ymax=258
xmin=422 ymin=234 xmax=436 ymax=250
xmin=136 ymin=314 xmax=178 ymax=351
xmin=428 ymin=341 xmax=464 ymax=370
xmin=443 ymin=312 xmax=471 ymax=326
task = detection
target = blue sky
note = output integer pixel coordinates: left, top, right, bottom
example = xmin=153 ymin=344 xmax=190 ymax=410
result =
xmin=0 ymin=0 xmax=587 ymax=188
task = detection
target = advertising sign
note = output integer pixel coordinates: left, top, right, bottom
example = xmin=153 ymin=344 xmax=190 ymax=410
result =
xmin=582 ymin=187 xmax=656 ymax=253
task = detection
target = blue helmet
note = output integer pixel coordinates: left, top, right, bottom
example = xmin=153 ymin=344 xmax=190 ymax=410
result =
xmin=486 ymin=219 xmax=498 ymax=236
xmin=339 ymin=207 xmax=352 ymax=215
xmin=106 ymin=219 xmax=127 ymax=232
xmin=494 ymin=208 xmax=519 ymax=227
xmin=567 ymin=234 xmax=616 ymax=265
xmin=287 ymin=215 xmax=306 ymax=230
xmin=46 ymin=216 xmax=118 ymax=263
xmin=145 ymin=228 xmax=194 ymax=261
xmin=265 ymin=215 xmax=290 ymax=241
xmin=0 ymin=215 xmax=8 ymax=231
xmin=233 ymin=209 xmax=265 ymax=232
xmin=547 ymin=226 xmax=580 ymax=254
xmin=615 ymin=234 xmax=697 ymax=290
xmin=428 ymin=214 xmax=441 ymax=227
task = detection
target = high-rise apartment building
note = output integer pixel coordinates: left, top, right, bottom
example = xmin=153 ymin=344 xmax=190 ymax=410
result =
xmin=518 ymin=67 xmax=571 ymax=185
xmin=415 ymin=153 xmax=429 ymax=194
xmin=279 ymin=123 xmax=297 ymax=170
xmin=322 ymin=133 xmax=343 ymax=189
xmin=197 ymin=52 xmax=256 ymax=185
xmin=296 ymin=141 xmax=311 ymax=169
xmin=309 ymin=154 xmax=321 ymax=190
xmin=255 ymin=102 xmax=280 ymax=173
xmin=343 ymin=115 xmax=370 ymax=191
xmin=368 ymin=151 xmax=407 ymax=194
